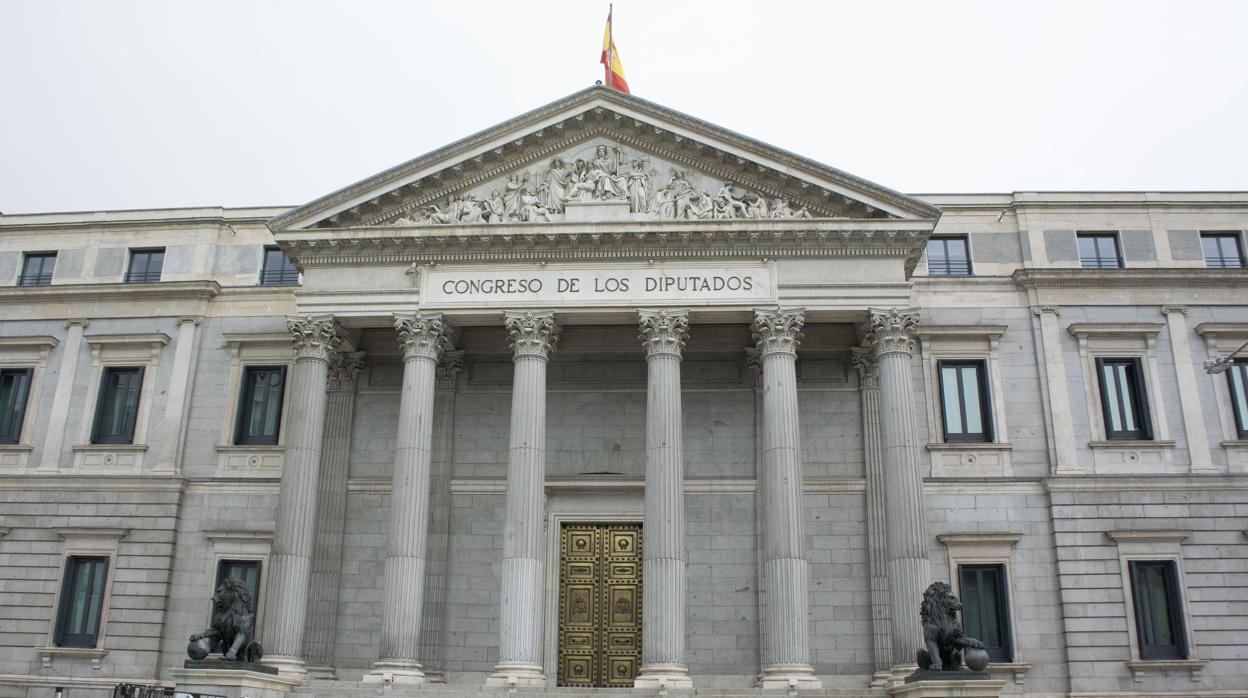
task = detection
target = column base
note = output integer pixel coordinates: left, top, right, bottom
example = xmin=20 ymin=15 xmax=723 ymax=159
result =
xmin=634 ymin=665 xmax=693 ymax=689
xmin=886 ymin=678 xmax=1005 ymax=698
xmin=485 ymin=662 xmax=546 ymax=687
xmin=304 ymin=665 xmax=336 ymax=680
xmin=870 ymin=669 xmax=894 ymax=688
xmin=759 ymin=665 xmax=822 ymax=690
xmin=170 ymin=667 xmax=298 ymax=698
xmin=362 ymin=660 xmax=426 ymax=685
xmin=260 ymin=655 xmax=307 ymax=682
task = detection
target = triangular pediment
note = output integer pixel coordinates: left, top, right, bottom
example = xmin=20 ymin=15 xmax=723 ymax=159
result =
xmin=270 ymin=86 xmax=939 ymax=231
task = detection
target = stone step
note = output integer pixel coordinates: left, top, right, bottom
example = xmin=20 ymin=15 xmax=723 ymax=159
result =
xmin=290 ymin=680 xmax=885 ymax=698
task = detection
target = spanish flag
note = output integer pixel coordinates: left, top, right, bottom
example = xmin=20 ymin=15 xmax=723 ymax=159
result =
xmin=600 ymin=6 xmax=630 ymax=93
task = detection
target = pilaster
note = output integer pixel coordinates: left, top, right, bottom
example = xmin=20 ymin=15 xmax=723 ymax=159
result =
xmin=489 ymin=311 xmax=560 ymax=688
xmin=1161 ymin=306 xmax=1214 ymax=471
xmin=153 ymin=316 xmax=202 ymax=475
xmin=853 ymin=345 xmax=893 ymax=684
xmin=635 ymin=309 xmax=692 ymax=689
xmin=1032 ymin=305 xmax=1081 ymax=472
xmin=867 ymin=308 xmax=928 ymax=670
xmin=367 ymin=313 xmax=452 ymax=685
xmin=752 ymin=308 xmax=821 ymax=689
xmin=262 ymin=314 xmax=340 ymax=680
xmin=37 ymin=319 xmax=88 ymax=471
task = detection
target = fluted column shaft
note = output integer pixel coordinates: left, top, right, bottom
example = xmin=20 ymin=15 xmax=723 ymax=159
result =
xmin=868 ymin=308 xmax=930 ymax=667
xmin=368 ymin=313 xmax=451 ymax=684
xmin=263 ymin=315 xmax=340 ymax=676
xmin=304 ymin=352 xmax=365 ymax=675
xmin=490 ymin=312 xmax=560 ymax=687
xmin=636 ymin=310 xmax=692 ymax=688
xmin=752 ymin=309 xmax=820 ymax=689
xmin=853 ymin=347 xmax=892 ymax=679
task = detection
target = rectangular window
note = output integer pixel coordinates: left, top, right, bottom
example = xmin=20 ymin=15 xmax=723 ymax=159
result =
xmin=214 ymin=559 xmax=261 ymax=610
xmin=91 ymin=367 xmax=144 ymax=444
xmin=0 ymin=368 xmax=33 ymax=444
xmin=959 ymin=564 xmax=1013 ymax=663
xmin=54 ymin=556 xmax=109 ymax=648
xmin=1228 ymin=359 xmax=1248 ymax=439
xmin=1096 ymin=358 xmax=1152 ymax=440
xmin=926 ymin=236 xmax=972 ymax=276
xmin=125 ymin=248 xmax=165 ymax=283
xmin=234 ymin=366 xmax=286 ymax=445
xmin=1077 ymin=232 xmax=1122 ymax=269
xmin=1201 ymin=232 xmax=1245 ymax=269
xmin=19 ymin=252 xmax=56 ymax=286
xmin=1129 ymin=560 xmax=1188 ymax=660
xmin=259 ymin=247 xmax=300 ymax=286
xmin=937 ymin=360 xmax=993 ymax=442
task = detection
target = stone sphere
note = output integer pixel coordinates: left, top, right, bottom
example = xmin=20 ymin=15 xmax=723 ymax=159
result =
xmin=187 ymin=637 xmax=210 ymax=660
xmin=964 ymin=647 xmax=990 ymax=672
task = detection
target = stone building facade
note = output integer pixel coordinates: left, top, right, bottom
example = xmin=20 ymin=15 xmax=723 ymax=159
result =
xmin=1 ymin=87 xmax=1246 ymax=697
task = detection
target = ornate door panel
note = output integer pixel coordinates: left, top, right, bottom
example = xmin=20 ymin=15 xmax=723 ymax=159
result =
xmin=558 ymin=523 xmax=642 ymax=687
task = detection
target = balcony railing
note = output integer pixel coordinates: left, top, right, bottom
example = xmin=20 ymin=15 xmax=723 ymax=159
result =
xmin=124 ymin=271 xmax=163 ymax=283
xmin=258 ymin=269 xmax=300 ymax=285
xmin=18 ymin=273 xmax=53 ymax=286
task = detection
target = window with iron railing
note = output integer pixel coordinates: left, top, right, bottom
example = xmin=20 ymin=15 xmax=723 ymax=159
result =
xmin=259 ymin=247 xmax=299 ymax=285
xmin=19 ymin=252 xmax=56 ymax=286
xmin=1077 ymin=232 xmax=1122 ymax=269
xmin=1201 ymin=232 xmax=1245 ymax=269
xmin=926 ymin=236 xmax=972 ymax=276
xmin=125 ymin=248 xmax=164 ymax=283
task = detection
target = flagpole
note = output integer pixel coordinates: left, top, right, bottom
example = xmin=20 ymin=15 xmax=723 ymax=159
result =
xmin=605 ymin=4 xmax=613 ymax=87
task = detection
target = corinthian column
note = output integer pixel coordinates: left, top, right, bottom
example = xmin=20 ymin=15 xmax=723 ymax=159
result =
xmin=488 ymin=312 xmax=560 ymax=687
xmin=262 ymin=314 xmax=339 ymax=679
xmin=752 ymin=308 xmax=821 ymax=690
xmin=635 ymin=309 xmax=693 ymax=689
xmin=867 ymin=308 xmax=929 ymax=668
xmin=366 ymin=313 xmax=452 ymax=685
xmin=852 ymin=346 xmax=892 ymax=686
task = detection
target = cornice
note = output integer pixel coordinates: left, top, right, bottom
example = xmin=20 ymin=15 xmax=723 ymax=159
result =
xmin=0 ymin=336 xmax=59 ymax=351
xmin=278 ymin=220 xmax=934 ymax=276
xmin=0 ymin=280 xmax=221 ymax=305
xmin=915 ymin=324 xmax=1009 ymax=340
xmin=1013 ymin=268 xmax=1248 ymax=289
xmin=1195 ymin=323 xmax=1248 ymax=338
xmin=269 ymin=86 xmax=938 ymax=231
xmin=1067 ymin=322 xmax=1165 ymax=338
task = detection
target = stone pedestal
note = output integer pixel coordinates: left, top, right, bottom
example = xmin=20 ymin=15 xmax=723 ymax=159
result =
xmin=170 ymin=667 xmax=298 ymax=698
xmin=563 ymin=199 xmax=631 ymax=221
xmin=887 ymin=677 xmax=1005 ymax=698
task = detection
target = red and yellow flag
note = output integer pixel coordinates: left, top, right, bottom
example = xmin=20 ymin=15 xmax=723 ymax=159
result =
xmin=600 ymin=6 xmax=630 ymax=93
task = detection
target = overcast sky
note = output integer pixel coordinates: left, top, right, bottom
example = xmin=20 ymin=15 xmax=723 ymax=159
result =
xmin=2 ymin=1 xmax=1246 ymax=214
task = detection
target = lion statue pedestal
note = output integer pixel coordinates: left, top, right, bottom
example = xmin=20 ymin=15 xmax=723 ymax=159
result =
xmin=886 ymin=582 xmax=1006 ymax=698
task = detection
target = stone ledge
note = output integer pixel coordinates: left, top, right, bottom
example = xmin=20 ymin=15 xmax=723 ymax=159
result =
xmin=1125 ymin=658 xmax=1208 ymax=682
xmin=1087 ymin=440 xmax=1175 ymax=449
xmin=926 ymin=442 xmax=1014 ymax=451
xmin=36 ymin=646 xmax=108 ymax=669
xmin=985 ymin=661 xmax=1032 ymax=685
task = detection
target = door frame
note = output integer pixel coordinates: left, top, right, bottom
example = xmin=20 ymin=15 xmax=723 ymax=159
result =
xmin=542 ymin=490 xmax=643 ymax=686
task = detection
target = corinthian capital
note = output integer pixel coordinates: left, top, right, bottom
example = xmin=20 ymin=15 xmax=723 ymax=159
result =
xmin=395 ymin=312 xmax=453 ymax=361
xmin=505 ymin=311 xmax=560 ymax=359
xmin=327 ymin=351 xmax=366 ymax=391
xmin=752 ymin=308 xmax=805 ymax=357
xmin=288 ymin=314 xmax=340 ymax=360
xmin=867 ymin=308 xmax=918 ymax=358
xmin=851 ymin=346 xmax=878 ymax=388
xmin=638 ymin=309 xmax=690 ymax=359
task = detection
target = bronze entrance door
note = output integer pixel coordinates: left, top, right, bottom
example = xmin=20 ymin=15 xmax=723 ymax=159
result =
xmin=557 ymin=523 xmax=642 ymax=687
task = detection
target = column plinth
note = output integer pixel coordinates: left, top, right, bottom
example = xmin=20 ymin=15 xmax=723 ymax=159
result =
xmin=753 ymin=309 xmax=821 ymax=690
xmin=365 ymin=313 xmax=452 ymax=686
xmin=635 ymin=310 xmax=693 ymax=689
xmin=867 ymin=308 xmax=930 ymax=669
xmin=488 ymin=312 xmax=560 ymax=688
xmin=262 ymin=314 xmax=340 ymax=680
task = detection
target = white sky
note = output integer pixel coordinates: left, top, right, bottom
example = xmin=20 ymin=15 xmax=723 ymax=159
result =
xmin=2 ymin=0 xmax=1246 ymax=214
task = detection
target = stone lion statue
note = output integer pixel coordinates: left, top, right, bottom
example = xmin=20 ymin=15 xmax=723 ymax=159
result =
xmin=916 ymin=581 xmax=986 ymax=672
xmin=187 ymin=577 xmax=263 ymax=662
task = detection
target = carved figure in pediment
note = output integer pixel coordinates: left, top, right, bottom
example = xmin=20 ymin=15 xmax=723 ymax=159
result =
xmin=484 ymin=190 xmax=506 ymax=223
xmin=519 ymin=185 xmax=552 ymax=222
xmin=427 ymin=195 xmax=462 ymax=224
xmin=544 ymin=157 xmax=574 ymax=213
xmin=459 ymin=196 xmax=486 ymax=224
xmin=588 ymin=144 xmax=628 ymax=201
xmin=566 ymin=159 xmax=596 ymax=202
xmin=625 ymin=159 xmax=649 ymax=213
xmin=503 ymin=174 xmax=525 ymax=219
xmin=745 ymin=194 xmax=769 ymax=219
xmin=717 ymin=183 xmax=750 ymax=218
xmin=391 ymin=209 xmax=427 ymax=226
xmin=651 ymin=170 xmax=697 ymax=219
xmin=688 ymin=190 xmax=714 ymax=219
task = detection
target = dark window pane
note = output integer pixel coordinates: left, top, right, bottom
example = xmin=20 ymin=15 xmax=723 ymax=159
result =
xmin=1129 ymin=560 xmax=1187 ymax=660
xmin=1202 ymin=232 xmax=1245 ymax=268
xmin=91 ymin=367 xmax=144 ymax=444
xmin=1096 ymin=358 xmax=1151 ymax=440
xmin=126 ymin=249 xmax=164 ymax=283
xmin=927 ymin=237 xmax=972 ymax=276
xmin=19 ymin=253 xmax=56 ymax=286
xmin=960 ymin=564 xmax=1013 ymax=662
xmin=0 ymin=368 xmax=33 ymax=443
xmin=259 ymin=247 xmax=299 ymax=286
xmin=235 ymin=366 xmax=285 ymax=445
xmin=1078 ymin=233 xmax=1122 ymax=269
xmin=1228 ymin=360 xmax=1248 ymax=439
xmin=938 ymin=360 xmax=992 ymax=442
xmin=55 ymin=556 xmax=108 ymax=648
